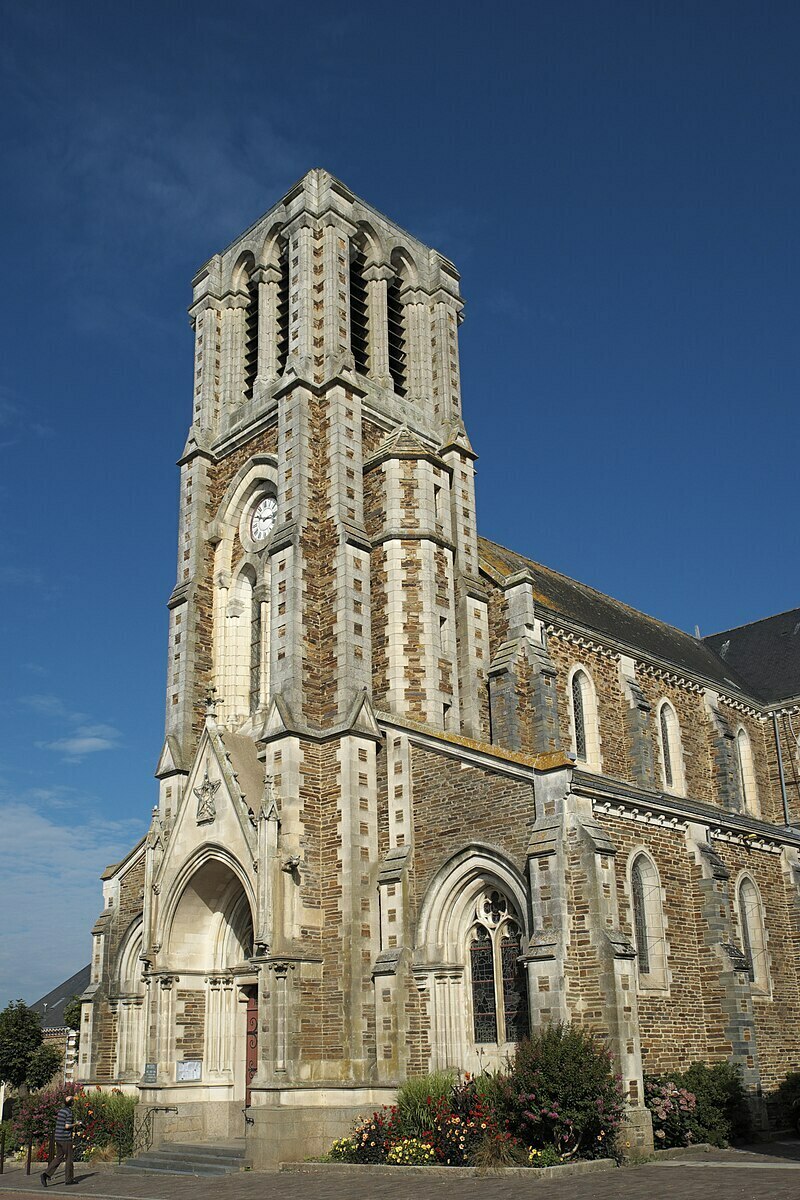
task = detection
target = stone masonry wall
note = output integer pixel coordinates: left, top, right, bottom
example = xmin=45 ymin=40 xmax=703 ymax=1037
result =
xmin=175 ymin=989 xmax=205 ymax=1060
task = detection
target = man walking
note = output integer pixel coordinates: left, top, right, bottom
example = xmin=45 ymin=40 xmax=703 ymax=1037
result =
xmin=40 ymin=1094 xmax=80 ymax=1187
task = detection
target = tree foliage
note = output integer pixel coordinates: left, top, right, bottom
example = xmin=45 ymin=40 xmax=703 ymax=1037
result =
xmin=26 ymin=1044 xmax=63 ymax=1091
xmin=0 ymin=1001 xmax=43 ymax=1089
xmin=62 ymin=996 xmax=82 ymax=1034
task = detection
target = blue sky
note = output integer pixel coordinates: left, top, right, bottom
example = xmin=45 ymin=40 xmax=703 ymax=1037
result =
xmin=1 ymin=0 xmax=799 ymax=1007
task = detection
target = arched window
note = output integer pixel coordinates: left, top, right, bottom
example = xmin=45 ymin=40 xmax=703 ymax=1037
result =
xmin=468 ymin=889 xmax=529 ymax=1045
xmin=275 ymin=241 xmax=290 ymax=376
xmin=569 ymin=667 xmax=601 ymax=770
xmin=735 ymin=728 xmax=760 ymax=818
xmin=736 ymin=876 xmax=770 ymax=994
xmin=243 ymin=273 xmax=259 ymax=400
xmin=349 ymin=240 xmax=369 ymax=375
xmin=629 ymin=851 xmax=668 ymax=991
xmin=657 ymin=700 xmax=685 ymax=793
xmin=386 ymin=270 xmax=407 ymax=397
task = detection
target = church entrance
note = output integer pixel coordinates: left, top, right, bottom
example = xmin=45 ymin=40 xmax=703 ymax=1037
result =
xmin=164 ymin=857 xmax=255 ymax=1096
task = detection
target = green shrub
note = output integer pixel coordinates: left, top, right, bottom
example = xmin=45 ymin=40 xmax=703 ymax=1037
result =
xmin=496 ymin=1024 xmax=624 ymax=1158
xmin=328 ymin=1136 xmax=359 ymax=1162
xmin=646 ymin=1062 xmax=750 ymax=1147
xmin=644 ymin=1077 xmax=697 ymax=1147
xmin=395 ymin=1070 xmax=456 ymax=1137
xmin=472 ymin=1130 xmax=528 ymax=1168
xmin=0 ymin=1117 xmax=19 ymax=1153
xmin=775 ymin=1070 xmax=800 ymax=1129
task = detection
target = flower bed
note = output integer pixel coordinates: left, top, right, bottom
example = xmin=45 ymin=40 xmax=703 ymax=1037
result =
xmin=326 ymin=1024 xmax=624 ymax=1169
xmin=8 ymin=1085 xmax=136 ymax=1161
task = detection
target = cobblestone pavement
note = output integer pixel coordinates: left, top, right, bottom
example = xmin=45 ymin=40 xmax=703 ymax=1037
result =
xmin=2 ymin=1142 xmax=800 ymax=1200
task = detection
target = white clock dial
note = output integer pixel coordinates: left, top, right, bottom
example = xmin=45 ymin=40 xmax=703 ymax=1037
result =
xmin=250 ymin=496 xmax=278 ymax=541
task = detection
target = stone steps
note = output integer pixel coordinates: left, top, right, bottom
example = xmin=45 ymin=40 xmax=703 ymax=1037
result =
xmin=120 ymin=1140 xmax=248 ymax=1176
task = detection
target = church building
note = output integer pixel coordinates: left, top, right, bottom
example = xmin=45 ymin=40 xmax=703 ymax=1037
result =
xmin=79 ymin=169 xmax=800 ymax=1165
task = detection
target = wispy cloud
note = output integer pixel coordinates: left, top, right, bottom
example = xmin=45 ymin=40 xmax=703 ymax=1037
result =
xmin=21 ymin=693 xmax=85 ymax=722
xmin=41 ymin=723 xmax=121 ymax=761
xmin=0 ymin=801 xmax=145 ymax=1007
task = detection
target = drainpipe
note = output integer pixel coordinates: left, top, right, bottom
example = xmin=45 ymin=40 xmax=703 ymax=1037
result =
xmin=772 ymin=710 xmax=790 ymax=826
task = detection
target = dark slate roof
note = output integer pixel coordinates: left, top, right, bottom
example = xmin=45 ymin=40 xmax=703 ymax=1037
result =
xmin=29 ymin=965 xmax=91 ymax=1030
xmin=704 ymin=609 xmax=800 ymax=704
xmin=478 ymin=537 xmax=752 ymax=695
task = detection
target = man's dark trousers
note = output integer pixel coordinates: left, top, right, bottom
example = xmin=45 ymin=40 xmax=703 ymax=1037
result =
xmin=44 ymin=1141 xmax=73 ymax=1184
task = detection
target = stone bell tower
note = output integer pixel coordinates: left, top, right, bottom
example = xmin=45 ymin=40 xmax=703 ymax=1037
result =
xmin=124 ymin=169 xmax=492 ymax=1160
xmin=160 ymin=167 xmax=488 ymax=791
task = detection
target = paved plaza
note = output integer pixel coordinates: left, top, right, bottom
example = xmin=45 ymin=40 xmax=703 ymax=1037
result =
xmin=2 ymin=1142 xmax=800 ymax=1200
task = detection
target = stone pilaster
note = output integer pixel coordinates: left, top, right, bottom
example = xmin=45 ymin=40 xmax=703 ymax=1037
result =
xmin=704 ymin=690 xmax=743 ymax=812
xmin=363 ymin=263 xmax=393 ymax=385
xmin=488 ymin=571 xmax=560 ymax=753
xmin=220 ymin=291 xmax=249 ymax=411
xmin=619 ymin=656 xmax=656 ymax=786
xmin=431 ymin=287 xmax=463 ymax=424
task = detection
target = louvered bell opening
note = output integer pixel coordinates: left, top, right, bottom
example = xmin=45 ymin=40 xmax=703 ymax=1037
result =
xmin=349 ymin=247 xmax=369 ymax=375
xmin=386 ymin=277 xmax=407 ymax=397
xmin=275 ymin=249 xmax=290 ymax=375
xmin=243 ymin=278 xmax=259 ymax=399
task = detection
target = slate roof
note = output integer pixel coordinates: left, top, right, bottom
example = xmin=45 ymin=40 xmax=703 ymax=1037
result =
xmin=478 ymin=537 xmax=752 ymax=696
xmin=29 ymin=965 xmax=91 ymax=1030
xmin=704 ymin=609 xmax=800 ymax=704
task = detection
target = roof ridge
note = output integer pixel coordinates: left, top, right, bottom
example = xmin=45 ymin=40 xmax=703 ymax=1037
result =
xmin=478 ymin=535 xmax=702 ymax=645
xmin=703 ymin=606 xmax=800 ymax=640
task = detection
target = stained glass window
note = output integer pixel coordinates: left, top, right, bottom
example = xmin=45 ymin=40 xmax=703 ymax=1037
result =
xmin=501 ymin=923 xmax=529 ymax=1043
xmin=470 ymin=926 xmax=497 ymax=1043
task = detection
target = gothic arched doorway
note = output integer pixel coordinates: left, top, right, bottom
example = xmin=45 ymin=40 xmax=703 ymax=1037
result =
xmin=163 ymin=857 xmax=256 ymax=1098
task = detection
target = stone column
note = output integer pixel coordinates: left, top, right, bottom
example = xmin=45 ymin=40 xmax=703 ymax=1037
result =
xmin=188 ymin=296 xmax=222 ymax=432
xmin=400 ymin=287 xmax=433 ymax=402
xmin=431 ymin=290 xmax=464 ymax=423
xmin=221 ymin=291 xmax=249 ymax=412
xmin=322 ymin=218 xmax=356 ymax=377
xmin=363 ymin=264 xmax=393 ymax=385
xmin=283 ymin=215 xmax=315 ymax=377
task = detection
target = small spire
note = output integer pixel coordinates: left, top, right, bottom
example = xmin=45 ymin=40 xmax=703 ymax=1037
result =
xmin=204 ymin=685 xmax=221 ymax=720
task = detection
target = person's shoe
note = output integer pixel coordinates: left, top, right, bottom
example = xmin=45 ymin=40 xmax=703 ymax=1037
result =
xmin=40 ymin=1173 xmax=48 ymax=1187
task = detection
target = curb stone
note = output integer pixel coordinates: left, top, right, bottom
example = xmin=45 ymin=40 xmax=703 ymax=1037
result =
xmin=280 ymin=1157 xmax=617 ymax=1179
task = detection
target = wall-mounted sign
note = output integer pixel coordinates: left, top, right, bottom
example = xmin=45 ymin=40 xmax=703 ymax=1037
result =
xmin=142 ymin=1063 xmax=157 ymax=1084
xmin=176 ymin=1059 xmax=202 ymax=1082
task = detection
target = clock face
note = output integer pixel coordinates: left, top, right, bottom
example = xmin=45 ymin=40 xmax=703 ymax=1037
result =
xmin=250 ymin=495 xmax=278 ymax=541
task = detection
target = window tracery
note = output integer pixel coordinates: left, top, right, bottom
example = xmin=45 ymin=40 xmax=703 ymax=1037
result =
xmin=657 ymin=701 xmax=684 ymax=793
xmin=468 ymin=889 xmax=529 ymax=1045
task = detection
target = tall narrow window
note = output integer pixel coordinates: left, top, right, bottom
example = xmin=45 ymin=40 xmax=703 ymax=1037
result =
xmin=631 ymin=857 xmax=651 ymax=974
xmin=735 ymin=728 xmax=760 ymax=817
xmin=468 ymin=889 xmax=529 ymax=1045
xmin=569 ymin=667 xmax=601 ymax=769
xmin=737 ymin=877 xmax=769 ymax=993
xmin=243 ymin=275 xmax=259 ymax=399
xmin=349 ymin=243 xmax=369 ymax=375
xmin=629 ymin=851 xmax=668 ymax=990
xmin=659 ymin=706 xmax=673 ymax=788
xmin=386 ymin=274 xmax=407 ymax=397
xmin=657 ymin=701 xmax=683 ymax=793
xmin=275 ymin=243 xmax=290 ymax=376
xmin=572 ymin=672 xmax=587 ymax=761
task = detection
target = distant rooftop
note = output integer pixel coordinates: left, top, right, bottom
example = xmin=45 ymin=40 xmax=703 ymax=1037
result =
xmin=704 ymin=609 xmax=800 ymax=704
xmin=29 ymin=965 xmax=90 ymax=1030
xmin=479 ymin=537 xmax=798 ymax=704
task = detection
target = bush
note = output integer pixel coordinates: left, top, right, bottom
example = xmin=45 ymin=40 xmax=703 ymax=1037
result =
xmin=345 ymin=1108 xmax=402 ymax=1163
xmin=12 ymin=1086 xmax=137 ymax=1161
xmin=386 ymin=1137 xmax=436 ymax=1165
xmin=328 ymin=1137 xmax=359 ymax=1162
xmin=644 ymin=1078 xmax=697 ymax=1147
xmin=0 ymin=1117 xmax=19 ymax=1154
xmin=776 ymin=1070 xmax=800 ymax=1130
xmin=646 ymin=1062 xmax=751 ymax=1148
xmin=495 ymin=1024 xmax=624 ymax=1158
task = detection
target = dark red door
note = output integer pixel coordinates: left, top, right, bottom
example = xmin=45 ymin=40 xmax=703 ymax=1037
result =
xmin=245 ymin=988 xmax=258 ymax=1107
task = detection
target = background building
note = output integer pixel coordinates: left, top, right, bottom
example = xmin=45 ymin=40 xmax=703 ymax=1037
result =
xmin=79 ymin=170 xmax=800 ymax=1165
